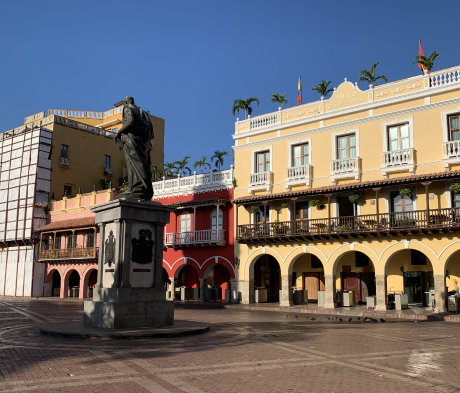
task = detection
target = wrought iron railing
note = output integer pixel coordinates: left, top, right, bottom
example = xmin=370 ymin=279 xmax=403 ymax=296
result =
xmin=165 ymin=229 xmax=226 ymax=246
xmin=39 ymin=247 xmax=98 ymax=260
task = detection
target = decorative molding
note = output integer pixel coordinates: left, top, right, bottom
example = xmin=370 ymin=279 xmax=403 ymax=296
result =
xmin=375 ymin=91 xmax=389 ymax=98
xmin=391 ymin=87 xmax=405 ymax=93
xmin=408 ymin=83 xmax=422 ymax=89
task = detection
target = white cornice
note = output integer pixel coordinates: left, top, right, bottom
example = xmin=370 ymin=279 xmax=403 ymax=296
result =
xmin=233 ymin=80 xmax=460 ymax=142
xmin=233 ymin=96 xmax=460 ymax=151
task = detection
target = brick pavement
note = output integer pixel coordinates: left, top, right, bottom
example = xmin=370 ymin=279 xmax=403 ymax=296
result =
xmin=0 ymin=299 xmax=459 ymax=392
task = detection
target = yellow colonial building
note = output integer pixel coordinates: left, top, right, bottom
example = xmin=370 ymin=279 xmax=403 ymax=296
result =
xmin=232 ymin=66 xmax=460 ymax=312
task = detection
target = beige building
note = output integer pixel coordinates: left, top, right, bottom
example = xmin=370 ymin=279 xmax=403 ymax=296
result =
xmin=232 ymin=66 xmax=460 ymax=312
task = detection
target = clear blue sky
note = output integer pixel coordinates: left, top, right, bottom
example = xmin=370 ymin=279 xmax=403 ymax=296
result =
xmin=1 ymin=0 xmax=459 ymax=170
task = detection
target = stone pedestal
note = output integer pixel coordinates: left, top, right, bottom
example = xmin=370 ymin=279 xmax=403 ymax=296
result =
xmin=324 ymin=275 xmax=337 ymax=308
xmin=280 ymin=274 xmax=293 ymax=306
xmin=83 ymin=199 xmax=175 ymax=329
xmin=375 ymin=275 xmax=388 ymax=311
xmin=434 ymin=274 xmax=447 ymax=313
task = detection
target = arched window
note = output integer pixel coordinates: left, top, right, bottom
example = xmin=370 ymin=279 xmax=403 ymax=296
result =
xmin=211 ymin=208 xmax=223 ymax=230
xmin=180 ymin=212 xmax=191 ymax=232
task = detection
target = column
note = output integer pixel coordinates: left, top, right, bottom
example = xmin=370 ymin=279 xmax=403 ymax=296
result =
xmin=79 ymin=276 xmax=89 ymax=299
xmin=169 ymin=279 xmax=175 ymax=300
xmin=198 ymin=278 xmax=207 ymax=302
xmin=60 ymin=274 xmax=68 ymax=298
xmin=326 ymin=194 xmax=333 ymax=233
xmin=434 ymin=274 xmax=447 ymax=313
xmin=239 ymin=279 xmax=254 ymax=304
xmin=324 ymin=274 xmax=337 ymax=308
xmin=375 ymin=274 xmax=387 ymax=311
xmin=422 ymin=181 xmax=432 ymax=227
xmin=280 ymin=274 xmax=293 ymax=307
xmin=95 ymin=223 xmax=104 ymax=289
xmin=230 ymin=279 xmax=238 ymax=304
xmin=193 ymin=206 xmax=197 ymax=232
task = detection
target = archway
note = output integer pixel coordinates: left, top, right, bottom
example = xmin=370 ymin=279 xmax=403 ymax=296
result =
xmin=68 ymin=270 xmax=80 ymax=298
xmin=52 ymin=270 xmax=61 ymax=297
xmin=162 ymin=267 xmax=170 ymax=289
xmin=446 ymin=250 xmax=460 ymax=294
xmin=334 ymin=251 xmax=376 ymax=305
xmin=175 ymin=264 xmax=199 ymax=301
xmin=203 ymin=263 xmax=231 ymax=302
xmin=291 ymin=253 xmax=325 ymax=304
xmin=386 ymin=249 xmax=434 ymax=306
xmin=253 ymin=255 xmax=281 ymax=303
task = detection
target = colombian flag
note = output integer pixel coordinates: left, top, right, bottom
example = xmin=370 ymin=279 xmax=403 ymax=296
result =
xmin=297 ymin=76 xmax=302 ymax=106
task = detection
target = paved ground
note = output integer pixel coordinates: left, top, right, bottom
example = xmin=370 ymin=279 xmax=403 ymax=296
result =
xmin=0 ymin=299 xmax=459 ymax=392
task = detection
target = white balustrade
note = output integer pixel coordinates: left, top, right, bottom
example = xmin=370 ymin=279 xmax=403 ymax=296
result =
xmin=152 ymin=167 xmax=234 ymax=195
xmin=249 ymin=171 xmax=272 ymax=187
xmin=164 ymin=229 xmax=225 ymax=246
xmin=430 ymin=66 xmax=460 ymax=88
xmin=285 ymin=164 xmax=311 ymax=181
xmin=249 ymin=113 xmax=279 ymax=129
xmin=443 ymin=141 xmax=460 ymax=158
xmin=381 ymin=148 xmax=414 ymax=167
xmin=330 ymin=157 xmax=359 ymax=174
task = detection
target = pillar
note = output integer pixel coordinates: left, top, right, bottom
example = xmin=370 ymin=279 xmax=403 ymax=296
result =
xmin=280 ymin=274 xmax=293 ymax=307
xmin=60 ymin=274 xmax=68 ymax=298
xmin=324 ymin=274 xmax=337 ymax=308
xmin=375 ymin=274 xmax=387 ymax=311
xmin=169 ymin=279 xmax=175 ymax=300
xmin=79 ymin=276 xmax=89 ymax=299
xmin=434 ymin=274 xmax=447 ymax=313
xmin=239 ymin=279 xmax=254 ymax=304
xmin=198 ymin=278 xmax=207 ymax=302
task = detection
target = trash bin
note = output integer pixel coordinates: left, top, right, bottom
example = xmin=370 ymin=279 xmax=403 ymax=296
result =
xmin=193 ymin=287 xmax=200 ymax=301
xmin=448 ymin=295 xmax=459 ymax=313
xmin=254 ymin=288 xmax=267 ymax=303
xmin=366 ymin=296 xmax=376 ymax=309
xmin=224 ymin=289 xmax=231 ymax=303
xmin=342 ymin=291 xmax=355 ymax=307
xmin=395 ymin=294 xmax=409 ymax=310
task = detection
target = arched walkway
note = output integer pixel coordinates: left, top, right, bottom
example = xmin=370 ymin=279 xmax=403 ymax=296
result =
xmin=81 ymin=268 xmax=98 ymax=299
xmin=253 ymin=255 xmax=281 ymax=303
xmin=174 ymin=264 xmax=199 ymax=301
xmin=446 ymin=249 xmax=460 ymax=294
xmin=291 ymin=253 xmax=325 ymax=305
xmin=51 ymin=270 xmax=60 ymax=297
xmin=66 ymin=270 xmax=80 ymax=298
xmin=203 ymin=263 xmax=231 ymax=302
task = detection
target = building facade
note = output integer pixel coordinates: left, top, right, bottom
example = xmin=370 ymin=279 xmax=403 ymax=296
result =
xmin=0 ymin=102 xmax=165 ymax=297
xmin=232 ymin=66 xmax=460 ymax=312
xmin=34 ymin=168 xmax=235 ymax=300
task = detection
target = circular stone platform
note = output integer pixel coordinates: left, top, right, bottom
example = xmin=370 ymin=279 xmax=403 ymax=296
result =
xmin=39 ymin=320 xmax=210 ymax=339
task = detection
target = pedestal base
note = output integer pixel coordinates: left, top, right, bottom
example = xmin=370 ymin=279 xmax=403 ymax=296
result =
xmin=84 ymin=299 xmax=173 ymax=329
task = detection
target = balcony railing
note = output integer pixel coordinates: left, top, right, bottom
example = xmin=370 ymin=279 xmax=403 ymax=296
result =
xmin=164 ymin=229 xmax=225 ymax=247
xmin=237 ymin=207 xmax=460 ymax=243
xmin=249 ymin=113 xmax=280 ymax=129
xmin=39 ymin=247 xmax=98 ymax=261
xmin=430 ymin=66 xmax=460 ymax=88
xmin=443 ymin=141 xmax=460 ymax=158
xmin=381 ymin=148 xmax=414 ymax=167
xmin=331 ymin=157 xmax=359 ymax=174
xmin=286 ymin=164 xmax=312 ymax=181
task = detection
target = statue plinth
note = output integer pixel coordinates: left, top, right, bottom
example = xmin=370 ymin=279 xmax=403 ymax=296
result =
xmin=83 ymin=198 xmax=175 ymax=329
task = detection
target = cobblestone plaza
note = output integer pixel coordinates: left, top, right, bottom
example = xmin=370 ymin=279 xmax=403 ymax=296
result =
xmin=0 ymin=299 xmax=459 ymax=392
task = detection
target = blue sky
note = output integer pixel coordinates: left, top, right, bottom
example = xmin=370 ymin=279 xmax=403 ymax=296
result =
xmin=1 ymin=0 xmax=459 ymax=170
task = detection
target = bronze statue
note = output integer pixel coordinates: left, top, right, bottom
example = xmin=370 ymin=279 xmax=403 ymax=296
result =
xmin=115 ymin=96 xmax=154 ymax=200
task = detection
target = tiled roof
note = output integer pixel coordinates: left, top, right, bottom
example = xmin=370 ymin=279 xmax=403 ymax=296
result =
xmin=234 ymin=170 xmax=460 ymax=204
xmin=166 ymin=198 xmax=230 ymax=208
xmin=37 ymin=217 xmax=96 ymax=232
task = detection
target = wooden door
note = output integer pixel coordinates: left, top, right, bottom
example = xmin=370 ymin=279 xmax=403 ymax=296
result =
xmin=342 ymin=272 xmax=362 ymax=302
xmin=304 ymin=273 xmax=319 ymax=300
xmin=360 ymin=273 xmax=376 ymax=301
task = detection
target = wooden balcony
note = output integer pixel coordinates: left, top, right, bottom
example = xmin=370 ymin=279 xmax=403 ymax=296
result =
xmin=237 ymin=207 xmax=460 ymax=244
xmin=38 ymin=247 xmax=98 ymax=262
xmin=164 ymin=229 xmax=226 ymax=248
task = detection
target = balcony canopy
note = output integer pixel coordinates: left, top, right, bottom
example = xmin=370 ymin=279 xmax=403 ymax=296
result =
xmin=37 ymin=217 xmax=95 ymax=233
xmin=234 ymin=169 xmax=460 ymax=205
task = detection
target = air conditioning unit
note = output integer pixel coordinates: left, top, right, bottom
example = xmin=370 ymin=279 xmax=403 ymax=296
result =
xmin=104 ymin=167 xmax=113 ymax=175
xmin=60 ymin=157 xmax=70 ymax=167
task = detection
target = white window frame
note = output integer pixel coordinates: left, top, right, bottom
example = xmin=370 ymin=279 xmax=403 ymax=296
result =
xmin=287 ymin=137 xmax=312 ymax=168
xmin=331 ymin=128 xmax=360 ymax=161
xmin=381 ymin=117 xmax=414 ymax=152
xmin=441 ymin=107 xmax=460 ymax=170
xmin=250 ymin=204 xmax=272 ymax=224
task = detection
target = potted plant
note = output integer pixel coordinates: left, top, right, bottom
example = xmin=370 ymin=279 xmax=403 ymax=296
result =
xmin=399 ymin=188 xmax=412 ymax=197
xmin=309 ymin=199 xmax=321 ymax=209
xmin=251 ymin=206 xmax=261 ymax=213
xmin=348 ymin=194 xmax=360 ymax=204
xmin=450 ymin=183 xmax=460 ymax=194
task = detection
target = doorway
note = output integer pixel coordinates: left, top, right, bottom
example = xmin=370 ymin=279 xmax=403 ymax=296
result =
xmin=404 ymin=271 xmax=434 ymax=305
xmin=303 ymin=272 xmax=325 ymax=301
xmin=342 ymin=272 xmax=376 ymax=303
xmin=338 ymin=196 xmax=354 ymax=217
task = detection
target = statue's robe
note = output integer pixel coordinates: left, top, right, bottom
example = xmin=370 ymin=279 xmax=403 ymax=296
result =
xmin=118 ymin=105 xmax=154 ymax=200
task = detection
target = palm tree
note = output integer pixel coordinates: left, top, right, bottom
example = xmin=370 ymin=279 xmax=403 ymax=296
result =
xmin=270 ymin=92 xmax=288 ymax=108
xmin=175 ymin=156 xmax=192 ymax=176
xmin=211 ymin=150 xmax=230 ymax=170
xmin=193 ymin=156 xmax=211 ymax=173
xmin=312 ymin=80 xmax=334 ymax=98
xmin=163 ymin=162 xmax=176 ymax=178
xmin=358 ymin=61 xmax=388 ymax=87
xmin=412 ymin=51 xmax=440 ymax=74
xmin=232 ymin=97 xmax=260 ymax=119
xmin=151 ymin=164 xmax=163 ymax=181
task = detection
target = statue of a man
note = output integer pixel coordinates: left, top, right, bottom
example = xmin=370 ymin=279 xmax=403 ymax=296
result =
xmin=114 ymin=96 xmax=154 ymax=200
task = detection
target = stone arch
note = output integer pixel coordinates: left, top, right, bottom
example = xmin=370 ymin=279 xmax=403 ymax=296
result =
xmin=329 ymin=244 xmax=380 ymax=275
xmin=253 ymin=254 xmax=282 ymax=303
xmin=44 ymin=269 xmax=61 ymax=297
xmin=439 ymin=240 xmax=460 ymax=273
xmin=174 ymin=263 xmax=199 ymax=288
xmin=201 ymin=256 xmax=236 ymax=280
xmin=285 ymin=246 xmax=328 ymax=276
xmin=381 ymin=241 xmax=439 ymax=275
xmin=244 ymin=247 xmax=285 ymax=280
xmin=202 ymin=262 xmax=232 ymax=302
xmin=81 ymin=267 xmax=98 ymax=299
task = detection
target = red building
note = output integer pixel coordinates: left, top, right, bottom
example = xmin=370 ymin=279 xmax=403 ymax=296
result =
xmin=37 ymin=168 xmax=235 ymax=301
xmin=152 ymin=167 xmax=235 ymax=302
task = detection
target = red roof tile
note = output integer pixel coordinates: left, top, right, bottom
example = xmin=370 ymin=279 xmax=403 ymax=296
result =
xmin=37 ymin=217 xmax=95 ymax=232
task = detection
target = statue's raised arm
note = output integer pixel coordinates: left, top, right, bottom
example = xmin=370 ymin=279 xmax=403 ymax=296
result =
xmin=115 ymin=96 xmax=154 ymax=200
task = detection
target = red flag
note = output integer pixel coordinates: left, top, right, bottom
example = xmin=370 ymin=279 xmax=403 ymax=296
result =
xmin=418 ymin=39 xmax=429 ymax=74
